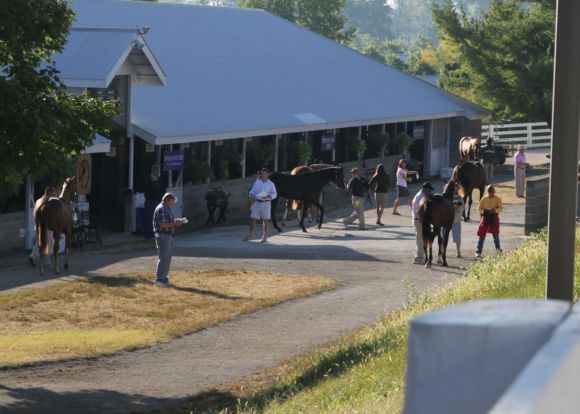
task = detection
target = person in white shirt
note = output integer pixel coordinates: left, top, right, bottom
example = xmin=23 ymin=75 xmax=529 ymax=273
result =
xmin=393 ymin=159 xmax=419 ymax=215
xmin=412 ymin=182 xmax=434 ymax=264
xmin=514 ymin=145 xmax=530 ymax=197
xmin=244 ymin=167 xmax=277 ymax=242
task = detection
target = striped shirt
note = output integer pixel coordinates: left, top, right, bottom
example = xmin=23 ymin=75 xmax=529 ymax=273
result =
xmin=153 ymin=202 xmax=175 ymax=235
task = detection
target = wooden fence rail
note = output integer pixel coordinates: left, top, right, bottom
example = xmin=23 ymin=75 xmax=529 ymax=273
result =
xmin=482 ymin=122 xmax=551 ymax=148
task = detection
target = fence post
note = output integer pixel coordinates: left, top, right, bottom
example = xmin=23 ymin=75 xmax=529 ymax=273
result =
xmin=489 ymin=125 xmax=494 ymax=140
xmin=527 ymin=124 xmax=533 ymax=147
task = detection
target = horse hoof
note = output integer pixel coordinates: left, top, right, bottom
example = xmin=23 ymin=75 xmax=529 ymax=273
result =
xmin=302 ymin=229 xmax=307 ymax=233
xmin=442 ymin=262 xmax=448 ymax=267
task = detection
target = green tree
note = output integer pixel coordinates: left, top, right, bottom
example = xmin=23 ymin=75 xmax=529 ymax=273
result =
xmin=238 ymin=0 xmax=354 ymax=44
xmin=0 ymin=0 xmax=119 ymax=199
xmin=344 ymin=0 xmax=394 ymax=39
xmin=432 ymin=0 xmax=555 ymax=122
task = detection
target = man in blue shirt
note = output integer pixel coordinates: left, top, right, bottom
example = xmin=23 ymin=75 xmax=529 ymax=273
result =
xmin=153 ymin=192 xmax=183 ymax=287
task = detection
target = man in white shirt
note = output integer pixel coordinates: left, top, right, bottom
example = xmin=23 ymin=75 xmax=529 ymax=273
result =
xmin=244 ymin=167 xmax=277 ymax=242
xmin=514 ymin=145 xmax=529 ymax=197
xmin=412 ymin=182 xmax=434 ymax=264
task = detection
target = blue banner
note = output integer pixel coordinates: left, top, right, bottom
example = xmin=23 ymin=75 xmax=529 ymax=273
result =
xmin=163 ymin=150 xmax=185 ymax=171
xmin=321 ymin=134 xmax=336 ymax=151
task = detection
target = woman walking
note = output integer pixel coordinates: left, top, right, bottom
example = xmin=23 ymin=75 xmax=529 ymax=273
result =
xmin=392 ymin=159 xmax=419 ymax=215
xmin=368 ymin=164 xmax=389 ymax=225
xmin=475 ymin=185 xmax=503 ymax=258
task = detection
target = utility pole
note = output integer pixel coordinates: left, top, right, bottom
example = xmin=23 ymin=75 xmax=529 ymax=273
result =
xmin=546 ymin=0 xmax=580 ymax=301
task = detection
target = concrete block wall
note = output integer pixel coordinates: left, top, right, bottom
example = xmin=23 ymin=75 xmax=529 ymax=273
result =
xmin=0 ymin=212 xmax=25 ymax=250
xmin=525 ymin=175 xmax=549 ymax=235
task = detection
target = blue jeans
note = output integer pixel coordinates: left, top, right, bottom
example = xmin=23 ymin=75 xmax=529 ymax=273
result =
xmin=155 ymin=233 xmax=173 ymax=283
xmin=477 ymin=234 xmax=501 ymax=254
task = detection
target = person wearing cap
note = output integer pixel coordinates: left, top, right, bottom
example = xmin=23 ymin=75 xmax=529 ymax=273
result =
xmin=144 ymin=164 xmax=165 ymax=238
xmin=244 ymin=166 xmax=277 ymax=242
xmin=411 ymin=182 xmax=434 ymax=264
xmin=475 ymin=185 xmax=503 ymax=258
xmin=514 ymin=145 xmax=529 ymax=197
xmin=152 ymin=193 xmax=183 ymax=287
xmin=343 ymin=167 xmax=367 ymax=230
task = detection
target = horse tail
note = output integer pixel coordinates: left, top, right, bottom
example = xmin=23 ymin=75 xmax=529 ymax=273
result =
xmin=421 ymin=199 xmax=433 ymax=242
xmin=292 ymin=199 xmax=301 ymax=210
xmin=36 ymin=212 xmax=47 ymax=255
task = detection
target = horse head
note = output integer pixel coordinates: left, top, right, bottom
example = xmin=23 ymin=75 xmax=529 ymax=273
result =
xmin=61 ymin=176 xmax=77 ymax=202
xmin=333 ymin=166 xmax=346 ymax=190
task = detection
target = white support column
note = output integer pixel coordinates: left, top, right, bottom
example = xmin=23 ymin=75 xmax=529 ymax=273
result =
xmin=332 ymin=129 xmax=337 ymax=162
xmin=25 ymin=174 xmax=34 ymax=249
xmin=206 ymin=140 xmax=212 ymax=184
xmin=274 ymin=134 xmax=280 ymax=171
xmin=381 ymin=124 xmax=386 ymax=160
xmin=241 ymin=137 xmax=247 ymax=179
xmin=127 ymin=75 xmax=133 ymax=192
xmin=168 ymin=144 xmax=173 ymax=188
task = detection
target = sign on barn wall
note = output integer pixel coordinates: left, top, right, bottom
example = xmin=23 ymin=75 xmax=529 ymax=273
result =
xmin=163 ymin=150 xmax=185 ymax=171
xmin=77 ymin=154 xmax=92 ymax=194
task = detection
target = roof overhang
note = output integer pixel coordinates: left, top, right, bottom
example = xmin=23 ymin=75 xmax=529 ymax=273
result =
xmin=134 ymin=110 xmax=486 ymax=146
xmin=54 ymin=27 xmax=166 ymax=89
xmin=82 ymin=133 xmax=111 ymax=154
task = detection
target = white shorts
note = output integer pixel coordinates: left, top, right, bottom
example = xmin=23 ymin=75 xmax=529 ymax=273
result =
xmin=250 ymin=201 xmax=271 ymax=220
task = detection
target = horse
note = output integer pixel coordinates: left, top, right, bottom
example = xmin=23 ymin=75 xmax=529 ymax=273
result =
xmin=419 ymin=180 xmax=456 ymax=268
xmin=452 ymin=162 xmax=487 ymax=221
xmin=282 ymin=163 xmax=333 ymax=225
xmin=270 ymin=166 xmax=346 ymax=233
xmin=459 ymin=136 xmax=481 ymax=161
xmin=35 ymin=176 xmax=77 ymax=275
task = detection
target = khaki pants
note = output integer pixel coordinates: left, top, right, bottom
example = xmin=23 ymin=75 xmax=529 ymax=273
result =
xmin=484 ymin=163 xmax=494 ymax=184
xmin=414 ymin=219 xmax=424 ymax=260
xmin=344 ymin=196 xmax=365 ymax=229
xmin=515 ymin=167 xmax=526 ymax=197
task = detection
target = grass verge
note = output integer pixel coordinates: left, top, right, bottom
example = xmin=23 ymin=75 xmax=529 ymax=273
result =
xmin=174 ymin=228 xmax=580 ymax=414
xmin=0 ymin=269 xmax=337 ymax=367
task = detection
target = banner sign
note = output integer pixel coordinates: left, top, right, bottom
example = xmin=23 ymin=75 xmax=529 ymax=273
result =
xmin=76 ymin=154 xmax=92 ymax=195
xmin=321 ymin=134 xmax=336 ymax=151
xmin=163 ymin=150 xmax=185 ymax=171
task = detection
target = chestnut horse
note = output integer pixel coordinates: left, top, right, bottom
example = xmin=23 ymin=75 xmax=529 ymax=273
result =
xmin=419 ymin=180 xmax=455 ymax=268
xmin=282 ymin=163 xmax=333 ymax=225
xmin=35 ymin=177 xmax=77 ymax=275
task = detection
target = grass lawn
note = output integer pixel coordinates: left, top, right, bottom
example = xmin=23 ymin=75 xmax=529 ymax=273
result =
xmin=176 ymin=228 xmax=580 ymax=414
xmin=0 ymin=269 xmax=337 ymax=367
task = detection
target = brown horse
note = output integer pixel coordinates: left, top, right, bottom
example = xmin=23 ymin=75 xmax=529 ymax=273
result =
xmin=419 ymin=181 xmax=455 ymax=268
xmin=35 ymin=177 xmax=77 ymax=275
xmin=282 ymin=163 xmax=333 ymax=225
xmin=459 ymin=136 xmax=481 ymax=161
xmin=452 ymin=162 xmax=487 ymax=221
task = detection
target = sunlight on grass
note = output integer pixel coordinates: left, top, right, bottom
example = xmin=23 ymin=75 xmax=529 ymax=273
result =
xmin=0 ymin=269 xmax=337 ymax=367
xmin=176 ymin=228 xmax=579 ymax=414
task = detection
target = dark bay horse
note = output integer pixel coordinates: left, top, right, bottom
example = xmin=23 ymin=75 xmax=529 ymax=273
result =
xmin=270 ymin=166 xmax=345 ymax=232
xmin=282 ymin=163 xmax=333 ymax=225
xmin=419 ymin=181 xmax=455 ymax=268
xmin=35 ymin=177 xmax=77 ymax=275
xmin=452 ymin=162 xmax=487 ymax=221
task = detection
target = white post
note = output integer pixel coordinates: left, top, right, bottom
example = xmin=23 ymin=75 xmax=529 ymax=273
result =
xmin=332 ymin=129 xmax=337 ymax=162
xmin=274 ymin=134 xmax=280 ymax=171
xmin=126 ymin=74 xmax=134 ymax=234
xmin=168 ymin=144 xmax=173 ymax=188
xmin=381 ymin=124 xmax=386 ymax=160
xmin=241 ymin=137 xmax=247 ymax=179
xmin=527 ymin=124 xmax=533 ymax=147
xmin=206 ymin=140 xmax=212 ymax=184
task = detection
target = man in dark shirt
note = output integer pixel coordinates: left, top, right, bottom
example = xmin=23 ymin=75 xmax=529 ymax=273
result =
xmin=342 ymin=167 xmax=366 ymax=230
xmin=144 ymin=165 xmax=165 ymax=238
xmin=481 ymin=138 xmax=497 ymax=184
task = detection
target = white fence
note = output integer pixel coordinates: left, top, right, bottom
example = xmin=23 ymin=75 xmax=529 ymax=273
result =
xmin=482 ymin=122 xmax=552 ymax=148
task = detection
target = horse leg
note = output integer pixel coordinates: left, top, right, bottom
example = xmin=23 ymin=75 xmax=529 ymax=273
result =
xmin=442 ymin=228 xmax=450 ymax=267
xmin=53 ymin=231 xmax=60 ymax=274
xmin=282 ymin=200 xmax=288 ymax=226
xmin=437 ymin=228 xmax=443 ymax=264
xmin=271 ymin=198 xmax=282 ymax=232
xmin=299 ymin=202 xmax=308 ymax=233
xmin=314 ymin=200 xmax=324 ymax=230
xmin=64 ymin=225 xmax=72 ymax=270
xmin=466 ymin=193 xmax=473 ymax=222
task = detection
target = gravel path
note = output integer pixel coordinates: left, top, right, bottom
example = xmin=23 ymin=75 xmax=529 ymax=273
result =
xmin=0 ymin=180 xmax=527 ymax=413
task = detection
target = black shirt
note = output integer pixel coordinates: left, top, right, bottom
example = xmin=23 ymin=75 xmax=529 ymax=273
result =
xmin=348 ymin=178 xmax=365 ymax=197
xmin=369 ymin=174 xmax=389 ymax=193
xmin=144 ymin=175 xmax=165 ymax=202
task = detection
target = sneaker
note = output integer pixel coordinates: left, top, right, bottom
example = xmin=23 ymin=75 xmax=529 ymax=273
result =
xmin=154 ymin=281 xmax=169 ymax=288
xmin=475 ymin=253 xmax=482 ymax=259
xmin=376 ymin=221 xmax=384 ymax=226
xmin=260 ymin=237 xmax=268 ymax=243
xmin=413 ymin=257 xmax=424 ymax=264
xmin=456 ymin=252 xmax=462 ymax=258
xmin=392 ymin=211 xmax=400 ymax=216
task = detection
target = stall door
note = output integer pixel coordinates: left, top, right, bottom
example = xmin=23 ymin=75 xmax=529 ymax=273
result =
xmin=429 ymin=119 xmax=450 ymax=176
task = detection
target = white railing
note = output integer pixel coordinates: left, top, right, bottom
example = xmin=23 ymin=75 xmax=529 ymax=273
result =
xmin=482 ymin=122 xmax=552 ymax=148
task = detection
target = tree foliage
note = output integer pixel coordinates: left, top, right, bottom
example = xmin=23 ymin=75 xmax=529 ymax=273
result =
xmin=432 ymin=0 xmax=555 ymax=122
xmin=0 ymin=0 xmax=119 ymax=199
xmin=238 ymin=0 xmax=354 ymax=44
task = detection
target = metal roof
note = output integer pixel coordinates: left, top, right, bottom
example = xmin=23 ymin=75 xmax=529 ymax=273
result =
xmin=82 ymin=133 xmax=112 ymax=154
xmin=71 ymin=0 xmax=489 ymax=144
xmin=52 ymin=27 xmax=165 ymax=88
